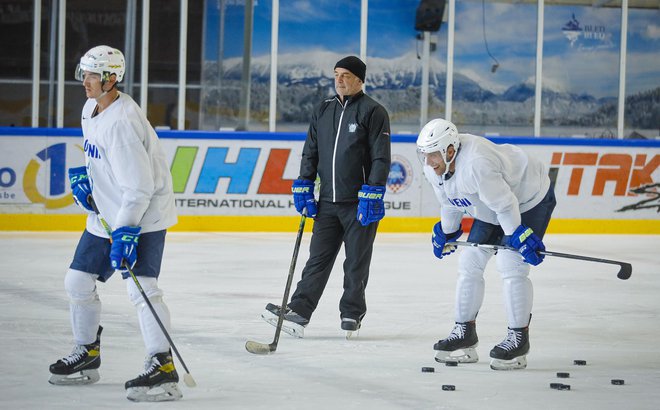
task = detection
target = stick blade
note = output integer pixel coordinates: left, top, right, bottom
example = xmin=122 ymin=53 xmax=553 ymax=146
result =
xmin=617 ymin=263 xmax=632 ymax=280
xmin=183 ymin=373 xmax=197 ymax=388
xmin=245 ymin=340 xmax=275 ymax=355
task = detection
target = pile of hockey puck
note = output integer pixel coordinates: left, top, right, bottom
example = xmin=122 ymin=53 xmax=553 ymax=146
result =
xmin=551 ymin=371 xmax=571 ymax=390
xmin=549 ymin=359 xmax=626 ymax=391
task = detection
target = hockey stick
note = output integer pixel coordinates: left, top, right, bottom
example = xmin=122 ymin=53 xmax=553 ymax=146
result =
xmin=245 ymin=211 xmax=307 ymax=355
xmin=87 ymin=196 xmax=197 ymax=387
xmin=447 ymin=241 xmax=632 ymax=280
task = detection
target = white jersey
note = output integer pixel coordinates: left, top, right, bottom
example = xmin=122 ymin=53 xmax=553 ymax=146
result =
xmin=81 ymin=92 xmax=177 ymax=237
xmin=423 ymin=133 xmax=549 ymax=236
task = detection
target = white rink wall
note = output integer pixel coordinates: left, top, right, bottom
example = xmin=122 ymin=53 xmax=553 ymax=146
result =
xmin=0 ymin=128 xmax=659 ymax=233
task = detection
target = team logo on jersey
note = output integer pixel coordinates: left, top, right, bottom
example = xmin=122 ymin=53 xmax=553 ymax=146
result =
xmin=387 ymin=155 xmax=413 ymax=194
xmin=84 ymin=139 xmax=101 ymax=159
xmin=348 ymin=123 xmax=357 ymax=133
xmin=448 ymin=197 xmax=472 ymax=207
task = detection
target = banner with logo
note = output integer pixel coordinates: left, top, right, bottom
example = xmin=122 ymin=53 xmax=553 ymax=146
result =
xmin=0 ymin=129 xmax=658 ymax=227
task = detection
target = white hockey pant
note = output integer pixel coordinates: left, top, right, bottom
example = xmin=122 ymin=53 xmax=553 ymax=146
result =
xmin=454 ymin=247 xmax=533 ymax=329
xmin=64 ymin=269 xmax=101 ymax=346
xmin=126 ymin=277 xmax=171 ymax=356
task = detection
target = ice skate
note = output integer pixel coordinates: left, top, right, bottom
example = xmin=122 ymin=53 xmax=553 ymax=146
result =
xmin=489 ymin=326 xmax=529 ymax=370
xmin=261 ymin=303 xmax=309 ymax=338
xmin=433 ymin=321 xmax=479 ymax=363
xmin=341 ymin=318 xmax=361 ymax=339
xmin=49 ymin=326 xmax=102 ymax=385
xmin=125 ymin=351 xmax=182 ymax=402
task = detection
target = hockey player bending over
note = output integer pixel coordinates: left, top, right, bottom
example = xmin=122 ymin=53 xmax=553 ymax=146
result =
xmin=48 ymin=46 xmax=181 ymax=401
xmin=417 ymin=119 xmax=556 ymax=370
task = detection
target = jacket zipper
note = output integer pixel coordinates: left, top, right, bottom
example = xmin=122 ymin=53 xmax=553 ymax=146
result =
xmin=332 ymin=97 xmax=346 ymax=202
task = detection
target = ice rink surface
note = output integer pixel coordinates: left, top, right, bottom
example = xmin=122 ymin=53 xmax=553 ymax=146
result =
xmin=0 ymin=231 xmax=658 ymax=409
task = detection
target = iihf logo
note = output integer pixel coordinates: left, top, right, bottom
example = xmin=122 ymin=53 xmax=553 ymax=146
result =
xmin=387 ymin=154 xmax=413 ymax=194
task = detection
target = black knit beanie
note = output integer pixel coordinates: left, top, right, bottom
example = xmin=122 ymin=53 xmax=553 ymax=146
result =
xmin=334 ymin=56 xmax=366 ymax=83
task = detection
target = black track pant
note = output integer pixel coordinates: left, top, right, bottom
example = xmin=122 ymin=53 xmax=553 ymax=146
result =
xmin=288 ymin=201 xmax=379 ymax=322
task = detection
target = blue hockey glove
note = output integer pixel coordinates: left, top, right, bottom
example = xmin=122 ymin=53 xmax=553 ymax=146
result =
xmin=68 ymin=166 xmax=93 ymax=212
xmin=357 ymin=185 xmax=386 ymax=226
xmin=509 ymin=225 xmax=545 ymax=266
xmin=110 ymin=226 xmax=141 ymax=270
xmin=291 ymin=179 xmax=317 ymax=218
xmin=432 ymin=221 xmax=463 ymax=259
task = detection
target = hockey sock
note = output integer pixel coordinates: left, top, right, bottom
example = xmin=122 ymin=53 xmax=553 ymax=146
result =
xmin=127 ymin=277 xmax=171 ymax=355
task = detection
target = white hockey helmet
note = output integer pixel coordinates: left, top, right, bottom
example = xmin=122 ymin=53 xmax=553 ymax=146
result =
xmin=416 ymin=118 xmax=460 ymax=175
xmin=75 ymin=45 xmax=125 ymax=83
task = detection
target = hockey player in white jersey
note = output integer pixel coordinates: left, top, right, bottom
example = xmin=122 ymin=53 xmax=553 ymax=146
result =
xmin=417 ymin=119 xmax=556 ymax=370
xmin=48 ymin=46 xmax=181 ymax=401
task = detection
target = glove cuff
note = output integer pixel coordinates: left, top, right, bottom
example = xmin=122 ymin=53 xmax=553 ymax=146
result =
xmin=434 ymin=221 xmax=462 ymax=239
xmin=358 ymin=185 xmax=386 ymax=200
xmin=68 ymin=166 xmax=87 ymax=174
xmin=510 ymin=225 xmax=534 ymax=247
xmin=446 ymin=225 xmax=463 ymax=241
xmin=112 ymin=226 xmax=142 ymax=239
xmin=292 ymin=179 xmax=315 ymax=194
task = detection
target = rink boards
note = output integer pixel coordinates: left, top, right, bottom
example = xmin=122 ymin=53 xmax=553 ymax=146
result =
xmin=0 ymin=127 xmax=658 ymax=233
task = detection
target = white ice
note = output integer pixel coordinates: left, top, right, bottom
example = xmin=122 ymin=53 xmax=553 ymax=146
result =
xmin=0 ymin=231 xmax=659 ymax=409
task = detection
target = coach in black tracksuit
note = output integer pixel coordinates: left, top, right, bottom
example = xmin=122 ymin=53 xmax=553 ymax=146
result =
xmin=287 ymin=56 xmax=391 ymax=331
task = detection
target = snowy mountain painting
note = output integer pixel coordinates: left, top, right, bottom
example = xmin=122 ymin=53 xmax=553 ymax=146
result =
xmin=199 ymin=1 xmax=659 ymax=135
xmin=200 ymin=51 xmax=658 ymax=134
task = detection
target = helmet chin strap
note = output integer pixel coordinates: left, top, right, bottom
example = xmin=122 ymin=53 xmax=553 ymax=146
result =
xmin=96 ymin=79 xmax=119 ymax=102
xmin=96 ymin=80 xmax=110 ymax=100
xmin=442 ymin=147 xmax=459 ymax=178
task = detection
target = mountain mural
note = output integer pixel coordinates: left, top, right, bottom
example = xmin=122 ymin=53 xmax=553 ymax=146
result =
xmin=200 ymin=52 xmax=659 ymax=135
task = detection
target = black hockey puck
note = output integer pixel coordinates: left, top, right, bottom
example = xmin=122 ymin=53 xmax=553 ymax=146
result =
xmin=550 ymin=383 xmax=564 ymax=389
xmin=611 ymin=379 xmax=625 ymax=385
xmin=421 ymin=367 xmax=435 ymax=373
xmin=557 ymin=372 xmax=570 ymax=378
xmin=558 ymin=384 xmax=571 ymax=391
xmin=445 ymin=361 xmax=458 ymax=367
xmin=442 ymin=385 xmax=455 ymax=391
xmin=573 ymin=360 xmax=587 ymax=366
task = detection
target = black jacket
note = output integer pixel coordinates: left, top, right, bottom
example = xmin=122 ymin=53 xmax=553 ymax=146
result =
xmin=299 ymin=91 xmax=391 ymax=203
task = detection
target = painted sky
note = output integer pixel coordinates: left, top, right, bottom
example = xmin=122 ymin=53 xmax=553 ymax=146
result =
xmin=204 ymin=0 xmax=659 ymax=98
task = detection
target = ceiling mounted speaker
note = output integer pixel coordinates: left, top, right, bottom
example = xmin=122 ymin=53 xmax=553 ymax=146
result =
xmin=415 ymin=0 xmax=446 ymax=32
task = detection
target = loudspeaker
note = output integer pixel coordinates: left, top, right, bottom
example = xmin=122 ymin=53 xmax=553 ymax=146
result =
xmin=415 ymin=0 xmax=446 ymax=32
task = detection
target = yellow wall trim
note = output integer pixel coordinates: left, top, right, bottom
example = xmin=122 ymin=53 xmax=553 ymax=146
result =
xmin=1 ymin=214 xmax=659 ymax=234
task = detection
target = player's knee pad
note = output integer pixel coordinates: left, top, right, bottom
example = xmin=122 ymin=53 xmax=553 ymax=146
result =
xmin=126 ymin=276 xmax=164 ymax=307
xmin=64 ymin=269 xmax=99 ymax=305
xmin=496 ymin=250 xmax=531 ymax=280
xmin=457 ymin=247 xmax=493 ymax=279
